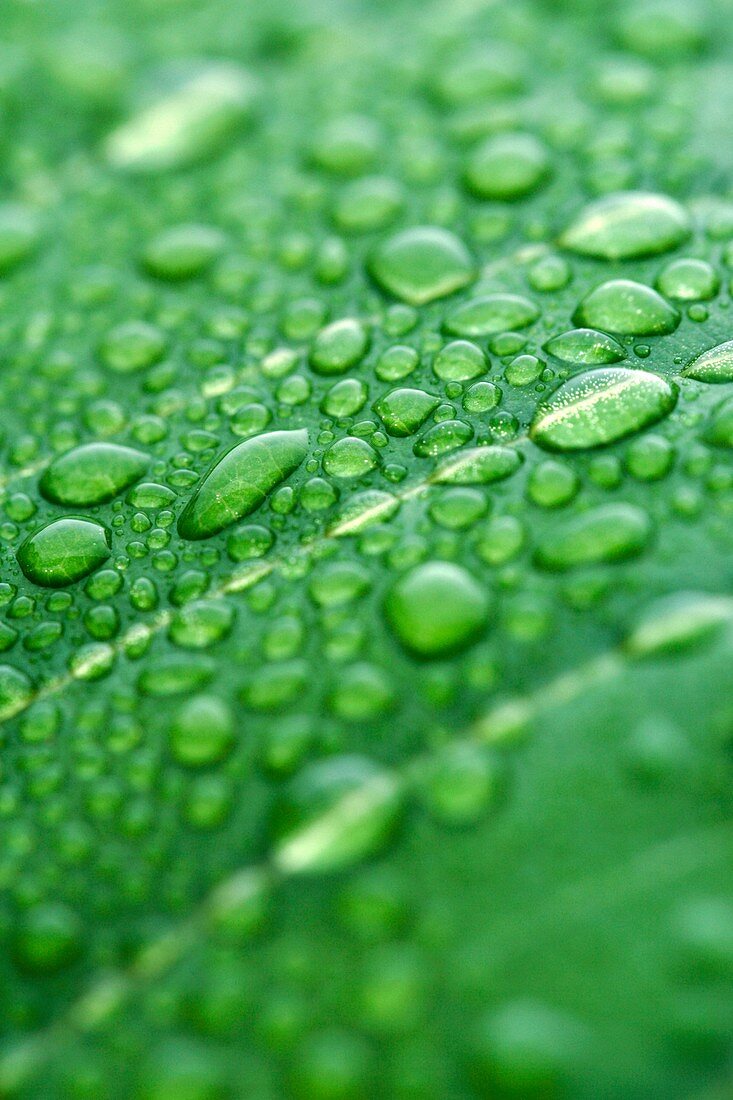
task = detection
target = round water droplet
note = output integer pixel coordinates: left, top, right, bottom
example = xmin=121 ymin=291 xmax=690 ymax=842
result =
xmin=433 ymin=339 xmax=487 ymax=382
xmin=444 ymin=293 xmax=539 ymax=337
xmin=560 ymin=191 xmax=690 ymax=259
xmin=534 ymin=503 xmax=652 ymax=570
xmin=530 ymin=367 xmax=677 ymax=451
xmin=573 ymin=279 xmax=679 ymax=335
xmin=14 ymin=903 xmax=82 ymax=973
xmin=310 ymin=318 xmax=370 ymax=376
xmin=168 ymin=599 xmax=234 ymax=649
xmin=543 ymin=328 xmax=626 ymax=366
xmin=170 ymin=695 xmax=235 ymax=767
xmin=273 ymin=755 xmax=402 ymax=874
xmin=323 ymin=436 xmax=379 ymax=478
xmin=369 ymin=226 xmax=475 ymax=305
xmin=100 ymin=320 xmax=167 ymax=373
xmin=333 ymin=175 xmax=404 ymax=233
xmin=40 ymin=442 xmax=149 ymax=506
xmin=17 ymin=518 xmax=111 ymax=588
xmin=656 ymin=257 xmax=719 ymax=301
xmin=464 ymin=132 xmax=550 ymax=201
xmin=683 ymin=340 xmax=733 ymax=383
xmin=385 ymin=561 xmax=490 ymax=657
xmin=178 ymin=428 xmax=308 ymax=539
xmin=321 ymin=378 xmax=368 ymax=418
xmin=374 ymin=388 xmax=440 ymax=436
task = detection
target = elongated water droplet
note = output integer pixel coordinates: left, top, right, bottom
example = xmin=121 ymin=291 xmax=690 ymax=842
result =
xmin=530 ymin=367 xmax=677 ymax=451
xmin=573 ymin=279 xmax=679 ymax=335
xmin=178 ymin=429 xmax=308 ymax=540
xmin=534 ymin=503 xmax=652 ymax=570
xmin=432 ymin=445 xmax=522 ymax=484
xmin=683 ymin=340 xmax=733 ymax=383
xmin=560 ymin=191 xmax=690 ymax=259
xmin=105 ymin=61 xmax=258 ymax=173
xmin=17 ymin=518 xmax=111 ymax=588
xmin=625 ymin=593 xmax=733 ymax=658
xmin=369 ymin=226 xmax=475 ymax=305
xmin=40 ymin=443 xmax=149 ymax=506
xmin=444 ymin=293 xmax=539 ymax=337
xmin=273 ymin=756 xmax=402 ymax=873
xmin=543 ymin=328 xmax=626 ymax=366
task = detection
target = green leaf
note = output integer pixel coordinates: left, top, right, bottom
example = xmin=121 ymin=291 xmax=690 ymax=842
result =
xmin=0 ymin=1 xmax=732 ymax=1098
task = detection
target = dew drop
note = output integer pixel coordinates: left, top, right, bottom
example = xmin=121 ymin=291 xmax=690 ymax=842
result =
xmin=369 ymin=226 xmax=475 ymax=305
xmin=40 ymin=443 xmax=149 ymax=506
xmin=534 ymin=503 xmax=652 ymax=570
xmin=683 ymin=340 xmax=733 ymax=383
xmin=444 ymin=293 xmax=539 ymax=337
xmin=178 ymin=429 xmax=308 ymax=540
xmin=560 ymin=191 xmax=690 ymax=259
xmin=530 ymin=367 xmax=677 ymax=451
xmin=543 ymin=328 xmax=627 ymax=366
xmin=573 ymin=279 xmax=680 ymax=336
xmin=384 ymin=561 xmax=490 ymax=657
xmin=464 ymin=132 xmax=550 ymax=201
xmin=17 ymin=518 xmax=111 ymax=588
xmin=373 ymin=388 xmax=440 ymax=436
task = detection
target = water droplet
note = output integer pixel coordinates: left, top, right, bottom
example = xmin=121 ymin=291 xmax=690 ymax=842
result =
xmin=100 ymin=320 xmax=167 ymax=373
xmin=105 ymin=61 xmax=259 ymax=173
xmin=543 ymin=328 xmax=626 ymax=366
xmin=656 ymin=257 xmax=719 ymax=301
xmin=323 ymin=436 xmax=379 ymax=478
xmin=573 ymin=279 xmax=680 ymax=335
xmin=178 ymin=429 xmax=308 ymax=539
xmin=413 ymin=419 xmax=472 ymax=458
xmin=433 ymin=339 xmax=487 ymax=382
xmin=683 ymin=340 xmax=733 ymax=383
xmin=625 ymin=593 xmax=733 ymax=658
xmin=273 ymin=756 xmax=402 ymax=873
xmin=530 ymin=367 xmax=677 ymax=451
xmin=333 ymin=175 xmax=403 ymax=233
xmin=40 ymin=443 xmax=149 ymax=506
xmin=14 ymin=903 xmax=82 ymax=973
xmin=170 ymin=695 xmax=235 ymax=767
xmin=143 ymin=223 xmax=227 ymax=281
xmin=168 ymin=599 xmax=234 ymax=649
xmin=0 ymin=665 xmax=34 ymax=719
xmin=385 ymin=561 xmax=490 ymax=657
xmin=17 ymin=518 xmax=111 ymax=588
xmin=444 ymin=293 xmax=539 ymax=337
xmin=321 ymin=378 xmax=368 ymax=418
xmin=432 ymin=445 xmax=522 ymax=484
xmin=369 ymin=226 xmax=475 ymax=305
xmin=310 ymin=318 xmax=370 ymax=376
xmin=374 ymin=388 xmax=440 ymax=436
xmin=464 ymin=132 xmax=550 ymax=201
xmin=535 ymin=503 xmax=652 ymax=570
xmin=560 ymin=191 xmax=690 ymax=259
xmin=0 ymin=204 xmax=40 ymax=274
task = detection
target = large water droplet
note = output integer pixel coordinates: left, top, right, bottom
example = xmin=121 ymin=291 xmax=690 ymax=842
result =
xmin=369 ymin=226 xmax=475 ymax=305
xmin=384 ymin=561 xmax=490 ymax=657
xmin=432 ymin=445 xmax=522 ymax=484
xmin=530 ymin=367 xmax=677 ymax=451
xmin=573 ymin=280 xmax=679 ymax=335
xmin=17 ymin=518 xmax=111 ymax=588
xmin=560 ymin=191 xmax=690 ymax=259
xmin=105 ymin=61 xmax=259 ymax=173
xmin=464 ymin=132 xmax=550 ymax=201
xmin=178 ymin=429 xmax=308 ymax=540
xmin=40 ymin=442 xmax=149 ymax=506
